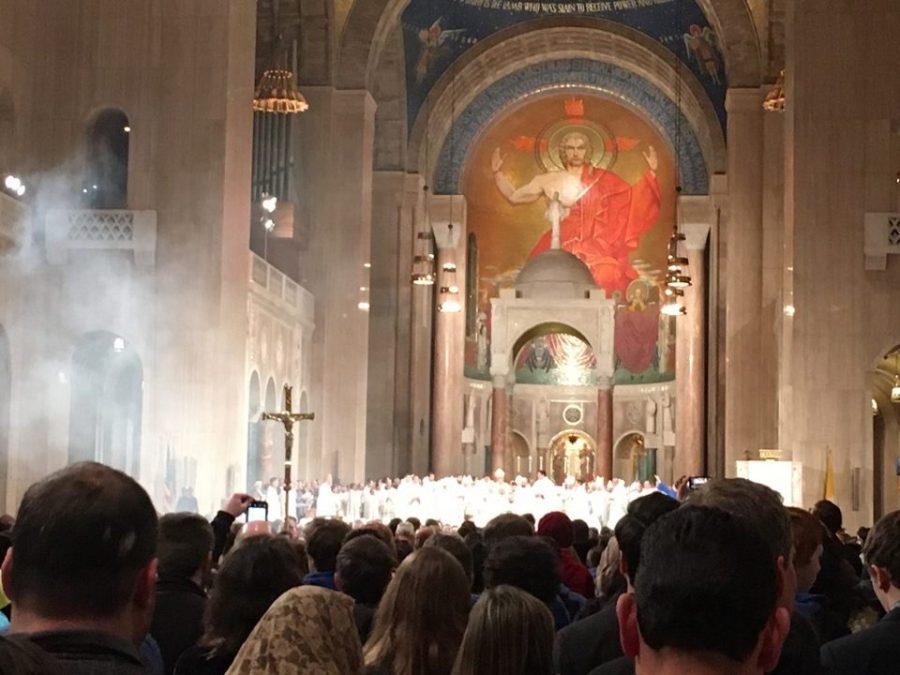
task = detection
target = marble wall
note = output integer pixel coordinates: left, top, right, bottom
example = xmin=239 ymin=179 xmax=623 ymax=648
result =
xmin=0 ymin=0 xmax=256 ymax=514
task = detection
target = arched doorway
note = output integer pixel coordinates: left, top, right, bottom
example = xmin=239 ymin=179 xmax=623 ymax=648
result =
xmin=547 ymin=430 xmax=596 ymax=484
xmin=870 ymin=347 xmax=900 ymax=517
xmin=615 ymin=431 xmax=653 ymax=484
xmin=0 ymin=325 xmax=9 ymax=507
xmin=69 ymin=331 xmax=143 ymax=476
xmin=246 ymin=371 xmax=261 ymax=492
xmin=248 ymin=377 xmax=279 ymax=497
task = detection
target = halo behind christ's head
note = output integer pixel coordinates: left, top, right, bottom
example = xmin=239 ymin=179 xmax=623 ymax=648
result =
xmin=536 ymin=117 xmax=618 ymax=173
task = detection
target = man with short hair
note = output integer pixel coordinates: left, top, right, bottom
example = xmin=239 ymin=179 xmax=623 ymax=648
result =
xmin=821 ymin=510 xmax=900 ymax=675
xmin=686 ymin=478 xmax=822 ymax=675
xmin=150 ymin=513 xmax=214 ymax=674
xmin=303 ymin=517 xmax=351 ymax=589
xmin=1 ymin=462 xmax=159 ymax=674
xmin=616 ymin=505 xmax=790 ymax=674
xmin=335 ymin=535 xmax=397 ymax=641
xmin=556 ymin=492 xmax=678 ymax=675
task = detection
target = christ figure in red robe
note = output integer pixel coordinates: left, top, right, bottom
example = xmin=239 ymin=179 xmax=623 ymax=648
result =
xmin=492 ymin=131 xmax=661 ymax=294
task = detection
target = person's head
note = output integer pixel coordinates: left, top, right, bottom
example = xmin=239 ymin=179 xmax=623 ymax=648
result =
xmin=615 ymin=492 xmax=679 ymax=585
xmin=304 ymin=518 xmax=351 ymax=573
xmin=407 ymin=517 xmax=422 ymax=531
xmin=227 ymin=585 xmax=362 ymax=675
xmin=388 ymin=517 xmax=402 ymax=534
xmin=425 ymin=533 xmax=474 ymax=588
xmin=687 ymin=478 xmax=795 ymax=609
xmin=559 ymin=131 xmax=592 ymax=168
xmin=812 ymin=500 xmax=843 ymax=536
xmin=202 ymin=535 xmax=305 ymax=656
xmin=457 ymin=520 xmax=477 ymax=540
xmin=618 ymin=506 xmax=790 ymax=675
xmin=395 ymin=521 xmax=415 ymax=542
xmin=862 ymin=510 xmax=900 ymax=611
xmin=572 ymin=519 xmax=589 ymax=544
xmin=537 ymin=511 xmax=574 ymax=549
xmin=2 ymin=462 xmax=158 ymax=643
xmin=336 ymin=535 xmax=397 ymax=606
xmin=483 ymin=513 xmax=533 ymax=548
xmin=786 ymin=507 xmax=823 ymax=594
xmin=157 ymin=513 xmax=214 ymax=585
xmin=483 ymin=536 xmax=559 ymax=605
xmin=415 ymin=526 xmax=436 ymax=549
xmin=345 ymin=523 xmax=396 ymax=556
xmin=364 ymin=547 xmax=470 ymax=675
xmin=451 ymin=585 xmax=554 ymax=675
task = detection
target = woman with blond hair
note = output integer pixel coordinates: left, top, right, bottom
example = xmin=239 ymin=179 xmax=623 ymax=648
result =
xmin=451 ymin=585 xmax=554 ymax=675
xmin=225 ymin=585 xmax=362 ymax=675
xmin=363 ymin=547 xmax=470 ymax=675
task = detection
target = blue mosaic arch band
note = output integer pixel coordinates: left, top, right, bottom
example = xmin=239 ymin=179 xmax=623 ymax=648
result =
xmin=433 ymin=58 xmax=709 ymax=195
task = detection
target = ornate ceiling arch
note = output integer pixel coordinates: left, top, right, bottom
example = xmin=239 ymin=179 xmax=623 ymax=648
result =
xmin=337 ymin=0 xmax=761 ymax=91
xmin=409 ymin=22 xmax=726 ymax=195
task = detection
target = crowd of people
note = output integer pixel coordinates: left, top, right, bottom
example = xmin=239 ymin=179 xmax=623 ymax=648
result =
xmin=253 ymin=471 xmax=668 ymax=529
xmin=0 ymin=462 xmax=898 ymax=674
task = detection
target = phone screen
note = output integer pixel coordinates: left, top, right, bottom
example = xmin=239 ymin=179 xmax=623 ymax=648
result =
xmin=688 ymin=477 xmax=709 ymax=490
xmin=246 ymin=501 xmax=268 ymax=523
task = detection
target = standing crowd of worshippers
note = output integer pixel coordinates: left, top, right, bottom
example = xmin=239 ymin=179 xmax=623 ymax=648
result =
xmin=0 ymin=463 xmax=898 ymax=674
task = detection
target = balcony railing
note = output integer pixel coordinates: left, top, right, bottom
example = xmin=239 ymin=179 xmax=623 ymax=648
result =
xmin=248 ymin=252 xmax=314 ymax=325
xmin=45 ymin=209 xmax=157 ymax=268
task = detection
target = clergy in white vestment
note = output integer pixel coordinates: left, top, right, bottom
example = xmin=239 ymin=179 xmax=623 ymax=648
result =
xmin=316 ymin=476 xmax=336 ymax=518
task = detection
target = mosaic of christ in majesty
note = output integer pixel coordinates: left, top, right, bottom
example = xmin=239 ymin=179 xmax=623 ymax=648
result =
xmin=463 ymin=93 xmax=676 ymax=384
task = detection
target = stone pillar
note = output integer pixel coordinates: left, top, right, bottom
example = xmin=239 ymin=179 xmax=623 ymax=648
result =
xmin=597 ymin=380 xmax=613 ymax=480
xmin=491 ymin=375 xmax=508 ymax=474
xmin=430 ymin=196 xmax=466 ymax=477
xmin=406 ymin=176 xmax=432 ymax=476
xmin=303 ymin=89 xmax=375 ymax=484
xmin=723 ymin=88 xmax=765 ymax=472
xmin=366 ymin=171 xmax=408 ymax=480
xmin=676 ymin=209 xmax=711 ymax=478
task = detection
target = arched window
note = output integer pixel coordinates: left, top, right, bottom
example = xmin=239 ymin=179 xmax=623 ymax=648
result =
xmin=68 ymin=331 xmax=143 ymax=476
xmin=84 ymin=109 xmax=130 ymax=209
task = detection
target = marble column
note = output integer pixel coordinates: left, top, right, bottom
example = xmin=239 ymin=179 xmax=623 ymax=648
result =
xmin=675 ymin=209 xmax=711 ymax=478
xmin=491 ymin=375 xmax=508 ymax=474
xmin=675 ymin=229 xmax=708 ymax=477
xmin=430 ymin=196 xmax=466 ymax=477
xmin=723 ymin=88 xmax=765 ymax=472
xmin=302 ymin=89 xmax=375 ymax=484
xmin=597 ymin=380 xmax=613 ymax=480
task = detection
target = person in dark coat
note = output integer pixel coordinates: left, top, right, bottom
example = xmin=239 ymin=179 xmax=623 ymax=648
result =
xmin=821 ymin=510 xmax=900 ymax=675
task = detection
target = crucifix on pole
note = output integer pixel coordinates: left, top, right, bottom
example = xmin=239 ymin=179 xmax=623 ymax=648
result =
xmin=261 ymin=385 xmax=314 ymax=525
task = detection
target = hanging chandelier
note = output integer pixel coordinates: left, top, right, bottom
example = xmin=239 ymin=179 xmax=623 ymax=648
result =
xmin=437 ymin=223 xmax=462 ymax=313
xmin=253 ymin=69 xmax=309 ymax=114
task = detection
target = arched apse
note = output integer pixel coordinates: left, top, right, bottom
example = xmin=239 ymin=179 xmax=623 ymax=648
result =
xmin=68 ymin=331 xmax=143 ymax=476
xmin=84 ymin=108 xmax=130 ymax=209
xmin=0 ymin=325 xmax=9 ymax=508
xmin=337 ymin=0 xmax=762 ymax=93
xmin=407 ymin=21 xmax=725 ymax=188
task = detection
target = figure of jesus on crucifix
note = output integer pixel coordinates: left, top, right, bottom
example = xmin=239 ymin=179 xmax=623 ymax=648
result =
xmin=492 ymin=128 xmax=661 ymax=294
xmin=261 ymin=385 xmax=314 ymax=526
